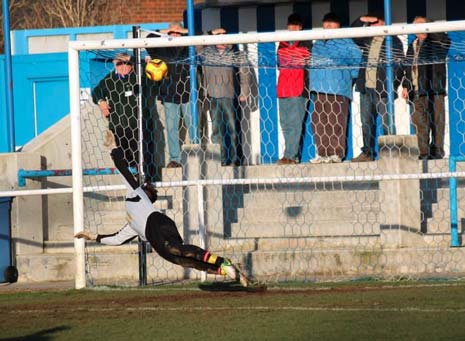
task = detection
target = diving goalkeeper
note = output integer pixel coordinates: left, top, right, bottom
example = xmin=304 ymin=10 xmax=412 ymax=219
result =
xmin=74 ymin=143 xmax=249 ymax=287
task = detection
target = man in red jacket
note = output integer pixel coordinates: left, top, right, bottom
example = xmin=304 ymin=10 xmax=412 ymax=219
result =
xmin=276 ymin=13 xmax=311 ymax=165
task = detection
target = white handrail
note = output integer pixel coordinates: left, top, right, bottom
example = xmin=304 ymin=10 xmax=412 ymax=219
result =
xmin=68 ymin=20 xmax=465 ymax=50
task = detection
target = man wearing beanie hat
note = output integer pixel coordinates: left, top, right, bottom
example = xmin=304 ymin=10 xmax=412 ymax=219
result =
xmin=310 ymin=12 xmax=362 ymax=163
xmin=276 ymin=13 xmax=311 ymax=165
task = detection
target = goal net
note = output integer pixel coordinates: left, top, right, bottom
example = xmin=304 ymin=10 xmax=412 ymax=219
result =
xmin=69 ymin=20 xmax=465 ymax=289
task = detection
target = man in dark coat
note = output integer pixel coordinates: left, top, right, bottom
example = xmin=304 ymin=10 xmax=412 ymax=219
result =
xmin=351 ymin=13 xmax=405 ymax=162
xmin=402 ymin=16 xmax=450 ymax=159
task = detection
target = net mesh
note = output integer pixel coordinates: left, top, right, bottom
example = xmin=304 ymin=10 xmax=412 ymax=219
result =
xmin=75 ymin=27 xmax=465 ymax=286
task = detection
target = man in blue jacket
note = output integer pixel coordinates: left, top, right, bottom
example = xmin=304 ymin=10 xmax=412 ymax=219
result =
xmin=310 ymin=13 xmax=362 ymax=163
xmin=146 ymin=23 xmax=193 ymax=169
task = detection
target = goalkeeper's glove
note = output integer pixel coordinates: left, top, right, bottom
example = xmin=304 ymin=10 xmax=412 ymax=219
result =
xmin=103 ymin=130 xmax=117 ymax=150
xmin=74 ymin=230 xmax=97 ymax=241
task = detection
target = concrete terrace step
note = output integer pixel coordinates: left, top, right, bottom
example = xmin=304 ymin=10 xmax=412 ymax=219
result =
xmin=24 ymin=244 xmax=465 ymax=283
xmin=424 ymin=187 xmax=465 ymax=234
xmin=233 ymin=205 xmax=381 ymax=228
xmin=84 ymin=196 xmax=171 ymax=211
xmin=229 ymin=220 xmax=380 ymax=238
xmin=225 ymin=189 xmax=380 ymax=210
xmin=44 ymin=240 xmax=139 ymax=254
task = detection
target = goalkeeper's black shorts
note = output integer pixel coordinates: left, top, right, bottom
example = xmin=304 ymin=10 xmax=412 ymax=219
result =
xmin=145 ymin=212 xmax=218 ymax=272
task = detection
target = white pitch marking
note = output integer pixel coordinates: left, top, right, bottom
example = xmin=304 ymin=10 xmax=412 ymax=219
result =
xmin=10 ymin=306 xmax=465 ymax=314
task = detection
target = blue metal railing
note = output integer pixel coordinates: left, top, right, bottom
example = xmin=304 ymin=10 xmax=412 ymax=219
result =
xmin=384 ymin=0 xmax=396 ymax=135
xmin=449 ymin=156 xmax=465 ymax=247
xmin=17 ymin=167 xmax=136 ymax=187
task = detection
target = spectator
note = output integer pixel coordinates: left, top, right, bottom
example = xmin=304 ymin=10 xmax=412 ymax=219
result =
xmin=402 ymin=16 xmax=450 ymax=159
xmin=276 ymin=13 xmax=311 ymax=165
xmin=199 ymin=28 xmax=251 ymax=166
xmin=310 ymin=13 xmax=362 ymax=163
xmin=351 ymin=13 xmax=405 ymax=162
xmin=146 ymin=23 xmax=194 ymax=168
xmin=91 ymin=53 xmax=154 ymax=177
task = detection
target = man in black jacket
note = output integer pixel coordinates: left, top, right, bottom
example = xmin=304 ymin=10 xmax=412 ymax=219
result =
xmin=351 ymin=14 xmax=405 ymax=162
xmin=146 ymin=23 xmax=194 ymax=168
xmin=402 ymin=16 xmax=450 ymax=159
xmin=92 ymin=53 xmax=155 ymax=177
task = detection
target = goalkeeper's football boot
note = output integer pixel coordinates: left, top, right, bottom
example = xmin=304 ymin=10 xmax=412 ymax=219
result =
xmin=220 ymin=259 xmax=250 ymax=287
xmin=220 ymin=258 xmax=238 ymax=281
xmin=234 ymin=263 xmax=251 ymax=288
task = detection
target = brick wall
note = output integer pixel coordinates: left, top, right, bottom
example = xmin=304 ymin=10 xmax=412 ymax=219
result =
xmin=125 ymin=0 xmax=204 ymax=24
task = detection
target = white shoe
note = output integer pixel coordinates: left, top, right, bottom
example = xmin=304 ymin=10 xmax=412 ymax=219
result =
xmin=235 ymin=264 xmax=250 ymax=288
xmin=329 ymin=155 xmax=342 ymax=163
xmin=310 ymin=155 xmax=326 ymax=164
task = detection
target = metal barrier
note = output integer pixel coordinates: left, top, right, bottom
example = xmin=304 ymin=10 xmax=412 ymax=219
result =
xmin=17 ymin=167 xmax=135 ymax=187
xmin=449 ymin=156 xmax=465 ymax=247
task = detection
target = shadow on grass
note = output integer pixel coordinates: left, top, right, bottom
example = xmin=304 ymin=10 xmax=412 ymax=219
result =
xmin=198 ymin=281 xmax=267 ymax=293
xmin=2 ymin=326 xmax=71 ymax=340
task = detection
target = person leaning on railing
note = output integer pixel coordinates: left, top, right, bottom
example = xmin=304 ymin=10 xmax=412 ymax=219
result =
xmin=351 ymin=12 xmax=405 ymax=162
xmin=91 ymin=52 xmax=155 ymax=179
xmin=402 ymin=16 xmax=451 ymax=160
xmin=199 ymin=28 xmax=251 ymax=166
xmin=309 ymin=12 xmax=362 ymax=164
xmin=146 ymin=23 xmax=193 ymax=169
xmin=276 ymin=13 xmax=312 ymax=165
xmin=92 ymin=53 xmax=139 ymax=168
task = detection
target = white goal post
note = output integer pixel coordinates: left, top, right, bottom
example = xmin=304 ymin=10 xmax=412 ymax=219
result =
xmin=68 ymin=20 xmax=465 ymax=289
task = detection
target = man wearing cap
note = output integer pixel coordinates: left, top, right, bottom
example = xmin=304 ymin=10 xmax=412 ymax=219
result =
xmin=92 ymin=53 xmax=154 ymax=176
xmin=351 ymin=13 xmax=405 ymax=162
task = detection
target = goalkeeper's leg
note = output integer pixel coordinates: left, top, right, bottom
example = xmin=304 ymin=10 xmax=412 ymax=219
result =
xmin=145 ymin=212 xmax=249 ymax=286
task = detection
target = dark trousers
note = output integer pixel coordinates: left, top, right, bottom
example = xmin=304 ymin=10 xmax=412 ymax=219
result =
xmin=360 ymin=89 xmax=389 ymax=157
xmin=311 ymin=93 xmax=350 ymax=159
xmin=145 ymin=212 xmax=220 ymax=274
xmin=411 ymin=94 xmax=445 ymax=158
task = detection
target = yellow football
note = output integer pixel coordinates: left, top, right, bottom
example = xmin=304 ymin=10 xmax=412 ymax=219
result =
xmin=145 ymin=59 xmax=168 ymax=81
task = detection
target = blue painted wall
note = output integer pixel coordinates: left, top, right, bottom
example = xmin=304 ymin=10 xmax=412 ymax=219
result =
xmin=0 ymin=56 xmax=7 ymax=153
xmin=12 ymin=53 xmax=70 ymax=147
xmin=12 ymin=23 xmax=168 ymax=55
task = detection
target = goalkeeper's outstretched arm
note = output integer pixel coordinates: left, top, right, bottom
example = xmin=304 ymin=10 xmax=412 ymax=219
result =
xmin=110 ymin=147 xmax=139 ymax=190
xmin=75 ymin=223 xmax=139 ymax=246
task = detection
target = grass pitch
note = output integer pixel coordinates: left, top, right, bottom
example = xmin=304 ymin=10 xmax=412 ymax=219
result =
xmin=1 ymin=280 xmax=465 ymax=340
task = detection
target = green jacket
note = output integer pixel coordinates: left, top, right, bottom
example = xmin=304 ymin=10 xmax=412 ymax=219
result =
xmin=92 ymin=70 xmax=139 ymax=132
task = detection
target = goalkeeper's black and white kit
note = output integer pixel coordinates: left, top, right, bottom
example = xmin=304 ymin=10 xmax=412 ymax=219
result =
xmin=95 ymin=148 xmax=228 ymax=274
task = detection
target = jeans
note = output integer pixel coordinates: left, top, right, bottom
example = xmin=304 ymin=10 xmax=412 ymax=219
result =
xmin=279 ymin=97 xmax=307 ymax=160
xmin=210 ymin=97 xmax=238 ymax=164
xmin=360 ymin=89 xmax=389 ymax=157
xmin=164 ymin=102 xmax=193 ymax=163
